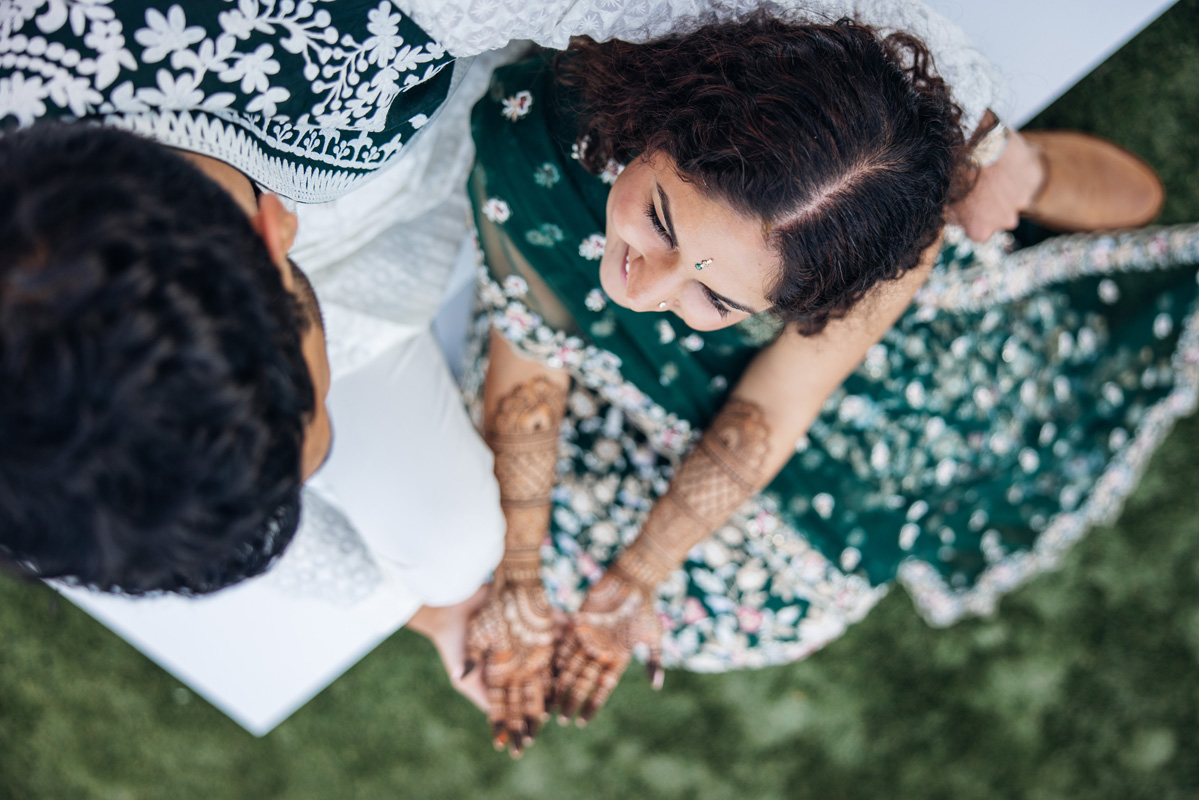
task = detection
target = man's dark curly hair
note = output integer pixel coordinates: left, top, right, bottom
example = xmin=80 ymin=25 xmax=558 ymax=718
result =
xmin=0 ymin=124 xmax=314 ymax=595
xmin=559 ymin=17 xmax=967 ymax=334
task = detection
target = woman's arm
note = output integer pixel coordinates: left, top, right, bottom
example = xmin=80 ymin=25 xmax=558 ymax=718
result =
xmin=551 ymin=236 xmax=940 ymax=723
xmin=464 ymin=330 xmax=570 ymax=757
xmin=950 ymin=111 xmax=1045 ymax=241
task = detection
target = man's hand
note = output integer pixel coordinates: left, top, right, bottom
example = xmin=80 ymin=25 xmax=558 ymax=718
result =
xmin=949 ymin=128 xmax=1044 ymax=242
xmin=551 ymin=570 xmax=663 ymax=725
xmin=465 ymin=579 xmax=555 ymax=758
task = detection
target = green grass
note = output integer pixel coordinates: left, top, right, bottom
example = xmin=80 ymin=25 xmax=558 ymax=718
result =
xmin=4 ymin=3 xmax=1199 ymax=798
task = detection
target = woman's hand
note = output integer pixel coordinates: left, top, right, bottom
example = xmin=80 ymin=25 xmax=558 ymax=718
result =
xmin=551 ymin=569 xmax=663 ymax=725
xmin=465 ymin=574 xmax=555 ymax=757
xmin=949 ymin=125 xmax=1044 ymax=242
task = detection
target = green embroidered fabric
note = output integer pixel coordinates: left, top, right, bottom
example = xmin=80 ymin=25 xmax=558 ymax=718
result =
xmin=0 ymin=0 xmax=455 ymax=202
xmin=468 ymin=56 xmax=1199 ymax=671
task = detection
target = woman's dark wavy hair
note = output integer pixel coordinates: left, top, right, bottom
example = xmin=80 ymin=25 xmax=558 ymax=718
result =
xmin=559 ymin=16 xmax=967 ymax=334
xmin=0 ymin=124 xmax=314 ymax=595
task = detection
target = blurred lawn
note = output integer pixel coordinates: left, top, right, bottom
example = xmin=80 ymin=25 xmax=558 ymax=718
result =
xmin=4 ymin=3 xmax=1199 ymax=799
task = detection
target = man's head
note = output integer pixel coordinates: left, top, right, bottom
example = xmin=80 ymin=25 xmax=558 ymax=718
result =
xmin=0 ymin=124 xmax=332 ymax=595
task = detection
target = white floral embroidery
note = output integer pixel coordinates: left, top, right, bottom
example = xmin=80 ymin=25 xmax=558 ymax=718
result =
xmin=525 ymin=223 xmax=563 ymax=247
xmin=533 ymin=161 xmax=560 ymax=188
xmin=136 ymin=68 xmax=232 ymax=111
xmin=584 ymin=288 xmax=607 ymax=312
xmin=219 ymin=42 xmax=280 ymax=94
xmin=0 ymin=73 xmax=48 ymax=126
xmin=0 ymin=0 xmax=454 ymax=202
xmin=657 ymin=319 xmax=676 ymax=345
xmin=501 ymin=274 xmax=528 ymax=297
xmin=578 ymin=233 xmax=605 ymax=260
xmin=481 ymin=197 xmax=510 ymax=223
xmin=134 ymin=5 xmax=205 ymax=65
xmin=599 ymin=158 xmax=624 ymax=185
xmin=500 ymin=89 xmax=532 ymax=121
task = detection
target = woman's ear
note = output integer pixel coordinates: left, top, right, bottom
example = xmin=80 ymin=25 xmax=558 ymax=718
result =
xmin=249 ymin=193 xmax=300 ymax=270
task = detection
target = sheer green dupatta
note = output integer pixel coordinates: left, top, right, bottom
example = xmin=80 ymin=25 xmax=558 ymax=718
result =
xmin=893 ymin=229 xmax=1199 ymax=622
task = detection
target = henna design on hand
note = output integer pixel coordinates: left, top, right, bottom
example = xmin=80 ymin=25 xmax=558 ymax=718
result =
xmin=551 ymin=570 xmax=662 ymax=724
xmin=486 ymin=377 xmax=564 ymax=510
xmin=485 ymin=377 xmax=568 ymax=582
xmin=552 ymin=399 xmax=770 ymax=724
xmin=465 ymin=581 xmax=555 ymax=756
xmin=471 ymin=376 xmax=567 ymax=756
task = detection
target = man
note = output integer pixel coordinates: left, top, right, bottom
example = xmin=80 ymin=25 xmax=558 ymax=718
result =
xmin=0 ymin=4 xmax=507 ymax=709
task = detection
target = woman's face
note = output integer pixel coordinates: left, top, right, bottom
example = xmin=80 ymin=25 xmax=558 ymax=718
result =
xmin=598 ymin=152 xmax=781 ymax=331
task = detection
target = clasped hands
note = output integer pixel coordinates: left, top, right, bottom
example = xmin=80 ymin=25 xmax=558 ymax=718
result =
xmin=464 ymin=566 xmax=663 ymax=757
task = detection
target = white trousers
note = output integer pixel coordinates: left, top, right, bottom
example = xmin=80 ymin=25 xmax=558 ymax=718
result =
xmin=305 ymin=327 xmax=503 ymax=610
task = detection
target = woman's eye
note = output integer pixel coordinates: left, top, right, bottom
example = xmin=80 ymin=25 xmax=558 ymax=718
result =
xmin=644 ymin=200 xmax=673 ymax=246
xmin=702 ymin=285 xmax=731 ymax=319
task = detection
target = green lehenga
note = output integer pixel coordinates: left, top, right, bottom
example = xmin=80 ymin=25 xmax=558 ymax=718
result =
xmin=466 ymin=57 xmax=1199 ymax=672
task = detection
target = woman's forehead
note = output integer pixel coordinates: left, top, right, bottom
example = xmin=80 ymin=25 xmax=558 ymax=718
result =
xmin=642 ymin=154 xmax=780 ymax=305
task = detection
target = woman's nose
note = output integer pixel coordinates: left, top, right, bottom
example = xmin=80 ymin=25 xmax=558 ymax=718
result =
xmin=625 ymin=252 xmax=681 ymax=312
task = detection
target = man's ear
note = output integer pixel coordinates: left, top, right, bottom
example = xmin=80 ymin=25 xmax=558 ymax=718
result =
xmin=249 ymin=193 xmax=299 ymax=268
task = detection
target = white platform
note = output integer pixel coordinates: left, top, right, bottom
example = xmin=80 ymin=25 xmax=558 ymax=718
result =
xmin=62 ymin=569 xmax=417 ymax=736
xmin=61 ymin=1 xmax=1179 ymax=736
xmin=926 ymin=0 xmax=1177 ymax=126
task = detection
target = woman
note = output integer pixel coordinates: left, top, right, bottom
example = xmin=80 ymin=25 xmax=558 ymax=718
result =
xmin=460 ymin=18 xmax=1199 ymax=755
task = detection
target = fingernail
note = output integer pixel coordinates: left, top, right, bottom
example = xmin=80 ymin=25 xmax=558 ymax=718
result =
xmin=557 ymin=715 xmax=570 ymax=726
xmin=575 ymin=717 xmax=587 ymax=729
xmin=493 ymin=739 xmax=505 ymax=752
xmin=652 ymin=669 xmax=665 ymax=690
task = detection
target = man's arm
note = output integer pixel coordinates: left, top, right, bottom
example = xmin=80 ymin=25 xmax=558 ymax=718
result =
xmin=398 ymin=0 xmax=1004 ymax=137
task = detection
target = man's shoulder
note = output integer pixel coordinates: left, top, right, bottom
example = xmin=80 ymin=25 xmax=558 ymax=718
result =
xmin=0 ymin=0 xmax=456 ymax=202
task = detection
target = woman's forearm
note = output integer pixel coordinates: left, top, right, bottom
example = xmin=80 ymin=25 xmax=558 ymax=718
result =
xmin=483 ymin=330 xmax=571 ymax=585
xmin=614 ymin=398 xmax=772 ymax=589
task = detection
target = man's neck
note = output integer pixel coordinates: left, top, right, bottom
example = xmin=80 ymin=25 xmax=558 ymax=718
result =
xmin=177 ymin=151 xmax=259 ymax=216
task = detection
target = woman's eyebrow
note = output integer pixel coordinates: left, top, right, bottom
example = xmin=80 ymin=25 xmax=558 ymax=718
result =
xmin=706 ymin=288 xmax=758 ymax=315
xmin=658 ymin=185 xmax=680 ymax=245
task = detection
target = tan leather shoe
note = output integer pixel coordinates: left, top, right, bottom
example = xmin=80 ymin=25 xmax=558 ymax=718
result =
xmin=1021 ymin=130 xmax=1165 ymax=232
